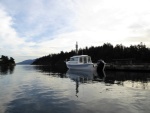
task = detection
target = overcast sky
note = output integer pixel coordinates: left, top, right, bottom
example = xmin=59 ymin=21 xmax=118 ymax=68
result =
xmin=1 ymin=0 xmax=150 ymax=63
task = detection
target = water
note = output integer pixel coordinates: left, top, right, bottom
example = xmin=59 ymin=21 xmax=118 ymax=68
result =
xmin=0 ymin=65 xmax=150 ymax=113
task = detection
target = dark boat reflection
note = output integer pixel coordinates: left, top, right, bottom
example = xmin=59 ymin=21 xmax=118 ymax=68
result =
xmin=66 ymin=69 xmax=106 ymax=97
xmin=66 ymin=69 xmax=106 ymax=83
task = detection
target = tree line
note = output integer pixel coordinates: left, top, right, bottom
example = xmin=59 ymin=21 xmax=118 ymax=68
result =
xmin=0 ymin=55 xmax=15 ymax=66
xmin=32 ymin=42 xmax=150 ymax=66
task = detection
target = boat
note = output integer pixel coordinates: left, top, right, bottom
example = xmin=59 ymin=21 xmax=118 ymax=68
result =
xmin=65 ymin=42 xmax=105 ymax=71
xmin=66 ymin=55 xmax=96 ymax=70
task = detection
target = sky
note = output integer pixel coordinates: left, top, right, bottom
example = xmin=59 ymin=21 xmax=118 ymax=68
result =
xmin=1 ymin=0 xmax=150 ymax=63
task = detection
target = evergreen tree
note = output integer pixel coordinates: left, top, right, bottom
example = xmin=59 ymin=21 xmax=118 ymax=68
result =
xmin=32 ymin=42 xmax=150 ymax=66
xmin=0 ymin=55 xmax=15 ymax=66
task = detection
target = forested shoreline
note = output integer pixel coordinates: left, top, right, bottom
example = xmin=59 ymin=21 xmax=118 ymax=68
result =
xmin=0 ymin=55 xmax=15 ymax=66
xmin=32 ymin=43 xmax=150 ymax=66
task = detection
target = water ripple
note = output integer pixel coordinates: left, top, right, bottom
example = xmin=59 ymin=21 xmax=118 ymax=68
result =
xmin=0 ymin=65 xmax=150 ymax=113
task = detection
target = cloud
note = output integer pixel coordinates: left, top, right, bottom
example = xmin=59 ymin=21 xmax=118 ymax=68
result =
xmin=0 ymin=4 xmax=42 ymax=62
xmin=44 ymin=0 xmax=150 ymax=48
xmin=1 ymin=0 xmax=75 ymax=41
xmin=1 ymin=0 xmax=150 ymax=62
xmin=0 ymin=6 xmax=24 ymax=53
xmin=66 ymin=0 xmax=150 ymax=46
xmin=0 ymin=0 xmax=75 ymax=62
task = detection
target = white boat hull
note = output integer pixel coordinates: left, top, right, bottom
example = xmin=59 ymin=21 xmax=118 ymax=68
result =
xmin=66 ymin=63 xmax=97 ymax=70
xmin=65 ymin=55 xmax=105 ymax=71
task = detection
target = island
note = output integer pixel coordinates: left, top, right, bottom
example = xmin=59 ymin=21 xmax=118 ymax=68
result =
xmin=0 ymin=55 xmax=16 ymax=66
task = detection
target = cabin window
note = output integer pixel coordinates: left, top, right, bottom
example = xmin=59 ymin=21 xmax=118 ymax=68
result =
xmin=88 ymin=57 xmax=91 ymax=62
xmin=74 ymin=57 xmax=78 ymax=61
xmin=79 ymin=57 xmax=82 ymax=63
xmin=70 ymin=57 xmax=78 ymax=62
xmin=70 ymin=58 xmax=74 ymax=61
xmin=84 ymin=57 xmax=87 ymax=63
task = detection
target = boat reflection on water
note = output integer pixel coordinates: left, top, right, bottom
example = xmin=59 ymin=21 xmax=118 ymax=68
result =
xmin=66 ymin=69 xmax=106 ymax=83
xmin=66 ymin=69 xmax=106 ymax=97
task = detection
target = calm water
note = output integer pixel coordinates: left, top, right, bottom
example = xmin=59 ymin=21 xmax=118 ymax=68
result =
xmin=0 ymin=65 xmax=150 ymax=113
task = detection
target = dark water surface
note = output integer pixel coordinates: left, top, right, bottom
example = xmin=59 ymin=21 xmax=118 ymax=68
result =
xmin=0 ymin=65 xmax=150 ymax=113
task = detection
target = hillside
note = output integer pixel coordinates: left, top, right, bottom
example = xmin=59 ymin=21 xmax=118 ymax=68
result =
xmin=32 ymin=43 xmax=150 ymax=66
xmin=17 ymin=59 xmax=35 ymax=65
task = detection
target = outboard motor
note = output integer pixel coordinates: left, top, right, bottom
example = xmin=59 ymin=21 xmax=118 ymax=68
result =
xmin=97 ymin=59 xmax=105 ymax=72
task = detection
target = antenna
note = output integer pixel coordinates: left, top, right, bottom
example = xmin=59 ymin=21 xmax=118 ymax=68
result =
xmin=76 ymin=42 xmax=78 ymax=55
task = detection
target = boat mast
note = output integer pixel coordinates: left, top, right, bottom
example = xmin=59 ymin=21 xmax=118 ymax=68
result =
xmin=76 ymin=42 xmax=78 ymax=55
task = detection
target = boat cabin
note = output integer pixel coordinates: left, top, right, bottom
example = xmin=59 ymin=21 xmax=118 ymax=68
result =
xmin=69 ymin=55 xmax=92 ymax=64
